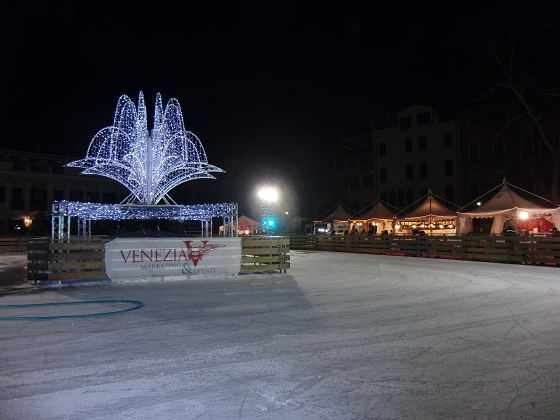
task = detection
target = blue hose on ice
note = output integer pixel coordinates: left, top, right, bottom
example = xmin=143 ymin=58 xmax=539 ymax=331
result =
xmin=0 ymin=300 xmax=143 ymax=320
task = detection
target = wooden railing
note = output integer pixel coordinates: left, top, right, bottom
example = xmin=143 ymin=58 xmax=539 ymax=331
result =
xmin=240 ymin=236 xmax=290 ymax=273
xmin=0 ymin=236 xmax=35 ymax=254
xmin=27 ymin=236 xmax=290 ymax=283
xmin=289 ymin=234 xmax=560 ymax=266
xmin=28 ymin=238 xmax=110 ymax=283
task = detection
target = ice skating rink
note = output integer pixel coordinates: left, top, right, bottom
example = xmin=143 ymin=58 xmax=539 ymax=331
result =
xmin=1 ymin=250 xmax=560 ymax=419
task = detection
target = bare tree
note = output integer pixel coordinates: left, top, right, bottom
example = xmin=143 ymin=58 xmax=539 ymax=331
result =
xmin=469 ymin=9 xmax=560 ymax=203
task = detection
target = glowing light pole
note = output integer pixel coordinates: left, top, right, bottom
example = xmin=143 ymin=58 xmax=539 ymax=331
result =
xmin=258 ymin=187 xmax=278 ymax=234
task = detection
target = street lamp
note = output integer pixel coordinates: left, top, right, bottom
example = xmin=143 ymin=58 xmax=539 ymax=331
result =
xmin=258 ymin=187 xmax=278 ymax=234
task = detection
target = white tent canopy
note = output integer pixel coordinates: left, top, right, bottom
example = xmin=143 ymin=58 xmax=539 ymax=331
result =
xmin=457 ymin=180 xmax=560 ymax=234
xmin=349 ymin=200 xmax=396 ymax=233
xmin=220 ymin=215 xmax=262 ymax=235
xmin=313 ymin=203 xmax=355 ymax=233
xmin=396 ymin=191 xmax=457 ymax=234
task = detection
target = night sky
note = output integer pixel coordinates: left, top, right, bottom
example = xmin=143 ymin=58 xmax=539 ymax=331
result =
xmin=2 ymin=1 xmax=557 ymax=212
xmin=3 ymin=2 xmax=487 ymax=155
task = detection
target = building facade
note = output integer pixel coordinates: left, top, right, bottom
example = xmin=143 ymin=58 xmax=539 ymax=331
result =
xmin=315 ymin=105 xmax=460 ymax=215
xmin=373 ymin=105 xmax=460 ymax=209
xmin=458 ymin=96 xmax=560 ymax=204
xmin=0 ymin=149 xmax=216 ymax=236
xmin=320 ymin=133 xmax=375 ymax=214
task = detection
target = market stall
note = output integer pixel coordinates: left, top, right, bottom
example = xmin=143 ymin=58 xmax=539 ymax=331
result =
xmin=395 ymin=191 xmax=457 ymax=235
xmin=349 ymin=200 xmax=397 ymax=234
xmin=220 ymin=215 xmax=263 ymax=235
xmin=313 ymin=203 xmax=354 ymax=234
xmin=457 ymin=180 xmax=560 ymax=235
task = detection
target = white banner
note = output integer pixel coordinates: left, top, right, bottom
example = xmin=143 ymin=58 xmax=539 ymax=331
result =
xmin=105 ymin=237 xmax=242 ymax=281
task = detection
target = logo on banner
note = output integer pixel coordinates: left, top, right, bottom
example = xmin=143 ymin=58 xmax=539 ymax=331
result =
xmin=183 ymin=240 xmax=225 ymax=267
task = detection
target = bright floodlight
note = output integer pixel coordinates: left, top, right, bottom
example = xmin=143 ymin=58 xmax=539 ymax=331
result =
xmin=65 ymin=92 xmax=224 ymax=205
xmin=519 ymin=211 xmax=529 ymax=219
xmin=258 ymin=188 xmax=278 ymax=202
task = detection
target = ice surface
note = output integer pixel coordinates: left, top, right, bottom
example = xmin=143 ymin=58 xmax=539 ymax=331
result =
xmin=1 ymin=251 xmax=560 ymax=419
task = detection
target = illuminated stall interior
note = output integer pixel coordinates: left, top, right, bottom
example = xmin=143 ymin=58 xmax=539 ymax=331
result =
xmin=395 ymin=191 xmax=458 ymax=235
xmin=313 ymin=203 xmax=354 ymax=234
xmin=457 ymin=180 xmax=560 ymax=235
xmin=220 ymin=215 xmax=262 ymax=235
xmin=349 ymin=200 xmax=397 ymax=234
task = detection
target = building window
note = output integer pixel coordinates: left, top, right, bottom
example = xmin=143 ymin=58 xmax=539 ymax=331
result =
xmin=399 ymin=115 xmax=411 ymax=129
xmin=363 ymin=174 xmax=374 ymax=189
xmin=30 ymin=188 xmax=47 ymax=211
xmin=11 ymin=188 xmax=24 ymax=210
xmin=418 ymin=135 xmax=427 ymax=151
xmin=406 ymin=164 xmax=413 ymax=180
xmin=417 ymin=111 xmax=431 ymax=126
xmin=54 ymin=190 xmax=64 ymax=201
xmin=360 ymin=155 xmax=369 ymax=165
xmin=86 ymin=192 xmax=100 ymax=202
xmin=419 ymin=162 xmax=428 ymax=179
xmin=469 ymin=137 xmax=480 ymax=165
xmin=378 ymin=143 xmax=386 ymax=157
xmin=343 ymin=177 xmax=349 ymax=190
xmin=494 ymin=139 xmax=504 ymax=161
xmin=349 ymin=176 xmax=359 ymax=191
xmin=12 ymin=158 xmax=27 ymax=171
xmin=379 ymin=167 xmax=387 ymax=183
xmin=444 ymin=159 xmax=453 ymax=176
xmin=0 ymin=187 xmax=4 ymax=203
xmin=70 ymin=191 xmax=83 ymax=201
xmin=405 ymin=138 xmax=412 ymax=153
xmin=443 ymin=131 xmax=452 ymax=147
xmin=30 ymin=159 xmax=48 ymax=172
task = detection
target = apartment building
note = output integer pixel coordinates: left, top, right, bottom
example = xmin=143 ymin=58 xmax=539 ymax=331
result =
xmin=315 ymin=105 xmax=460 ymax=214
xmin=458 ymin=96 xmax=560 ymax=204
xmin=373 ymin=104 xmax=460 ymax=209
xmin=0 ymin=150 xmax=212 ymax=235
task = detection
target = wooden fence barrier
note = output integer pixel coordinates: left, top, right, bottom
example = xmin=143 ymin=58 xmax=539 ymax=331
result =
xmin=0 ymin=237 xmax=34 ymax=254
xmin=28 ymin=239 xmax=110 ymax=283
xmin=240 ymin=236 xmax=290 ymax=273
xmin=288 ymin=234 xmax=560 ymax=266
xmin=27 ymin=236 xmax=290 ymax=284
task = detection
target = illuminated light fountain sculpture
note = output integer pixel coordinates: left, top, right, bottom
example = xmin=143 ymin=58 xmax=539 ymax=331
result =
xmin=52 ymin=92 xmax=238 ymax=239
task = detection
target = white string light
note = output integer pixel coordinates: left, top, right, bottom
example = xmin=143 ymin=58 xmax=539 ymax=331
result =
xmin=53 ymin=201 xmax=238 ymax=221
xmin=65 ymin=92 xmax=224 ymax=205
xmin=51 ymin=92 xmax=236 ymax=239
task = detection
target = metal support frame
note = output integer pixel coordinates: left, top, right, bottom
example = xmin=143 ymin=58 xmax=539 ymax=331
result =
xmin=51 ymin=201 xmax=238 ymax=240
xmin=78 ymin=218 xmax=91 ymax=239
xmin=201 ymin=219 xmax=212 ymax=237
xmin=51 ymin=202 xmax=71 ymax=240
